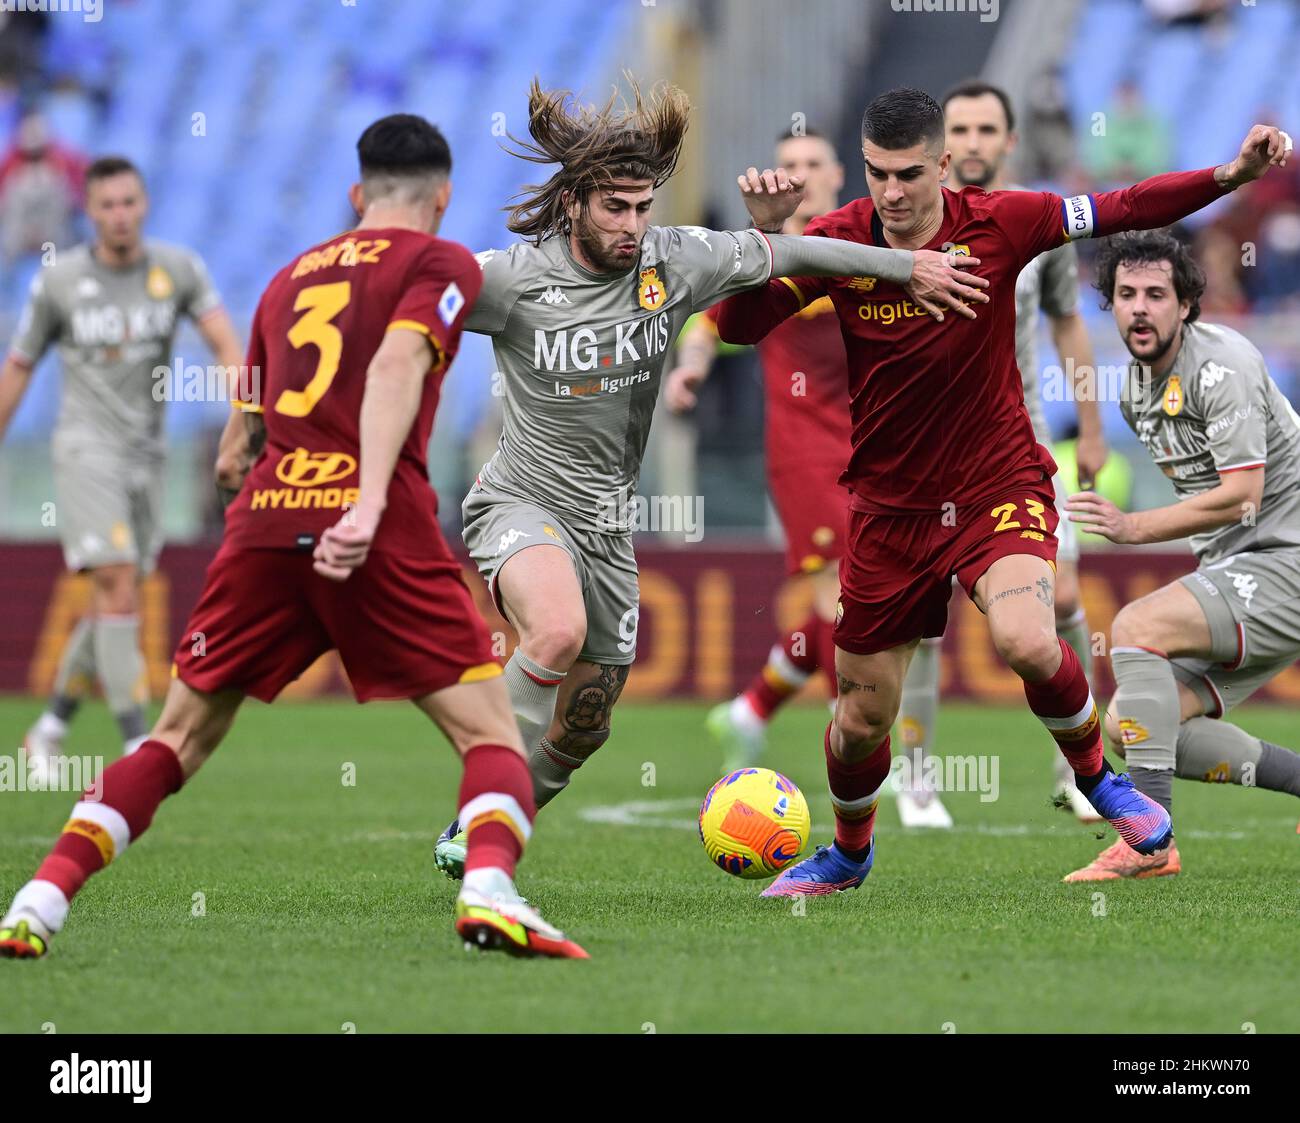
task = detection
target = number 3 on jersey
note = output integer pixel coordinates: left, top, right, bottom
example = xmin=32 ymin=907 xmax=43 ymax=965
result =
xmin=275 ymin=281 xmax=351 ymax=417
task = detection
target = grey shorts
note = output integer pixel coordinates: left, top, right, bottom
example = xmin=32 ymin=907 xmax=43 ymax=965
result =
xmin=461 ymin=481 xmax=640 ymax=665
xmin=52 ymin=445 xmax=164 ymax=574
xmin=1174 ymin=547 xmax=1300 ymax=715
xmin=1051 ymin=469 xmax=1079 ymax=563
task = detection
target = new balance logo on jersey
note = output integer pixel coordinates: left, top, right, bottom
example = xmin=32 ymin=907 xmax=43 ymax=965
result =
xmin=1225 ymin=570 xmax=1257 ymax=607
xmin=533 ymin=287 xmax=572 ymax=305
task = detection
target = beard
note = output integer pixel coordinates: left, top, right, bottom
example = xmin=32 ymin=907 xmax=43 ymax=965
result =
xmin=1124 ymin=320 xmax=1179 ymax=367
xmin=953 ymin=157 xmax=997 ymax=189
xmin=573 ymin=213 xmax=637 ymax=272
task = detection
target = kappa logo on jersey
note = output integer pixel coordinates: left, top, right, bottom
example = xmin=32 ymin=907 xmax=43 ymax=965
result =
xmin=76 ymin=277 xmax=101 ymax=298
xmin=438 ymin=281 xmax=465 ymax=327
xmin=637 ymin=267 xmax=666 ymax=311
xmin=1200 ymin=361 xmax=1233 ymax=391
xmin=533 ymin=286 xmax=572 ymax=305
xmin=1225 ymin=569 xmax=1258 ymax=607
xmin=474 ymin=249 xmax=497 ymax=267
xmin=274 ymin=447 xmax=358 ymax=487
xmin=495 ymin=528 xmax=532 ymax=556
xmin=1163 ymin=375 xmax=1184 ymax=416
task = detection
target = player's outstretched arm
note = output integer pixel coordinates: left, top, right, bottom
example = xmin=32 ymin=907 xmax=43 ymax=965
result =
xmin=1066 ymin=468 xmax=1264 ymax=545
xmin=0 ymin=355 xmax=34 ymax=445
xmin=1084 ymin=125 xmax=1292 ymax=240
xmin=664 ymin=315 xmax=721 ymax=413
xmin=313 ymin=327 xmax=432 ymax=581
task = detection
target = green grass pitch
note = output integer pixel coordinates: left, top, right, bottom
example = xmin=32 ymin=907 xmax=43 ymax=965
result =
xmin=1 ymin=696 xmax=1296 ymax=1033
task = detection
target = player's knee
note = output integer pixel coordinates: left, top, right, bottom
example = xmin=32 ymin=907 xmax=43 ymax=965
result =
xmin=834 ymin=705 xmax=891 ymax=760
xmin=92 ymin=565 xmax=139 ymax=615
xmin=523 ymin=618 xmax=586 ymax=671
xmin=1110 ymin=603 xmax=1148 ymax=650
xmin=995 ymin=627 xmax=1060 ymax=680
xmin=1102 ymin=708 xmax=1127 ymax=758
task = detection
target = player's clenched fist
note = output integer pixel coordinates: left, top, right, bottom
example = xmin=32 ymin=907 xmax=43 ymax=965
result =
xmin=737 ymin=165 xmax=806 ymax=231
xmin=1216 ymin=124 xmax=1294 ymax=188
xmin=313 ymin=506 xmax=381 ymax=581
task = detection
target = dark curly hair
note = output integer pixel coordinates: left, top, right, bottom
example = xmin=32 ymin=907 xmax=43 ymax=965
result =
xmin=1094 ymin=229 xmax=1206 ymax=324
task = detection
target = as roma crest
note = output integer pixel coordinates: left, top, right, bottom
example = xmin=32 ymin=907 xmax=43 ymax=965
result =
xmin=1163 ymin=374 xmax=1184 ymax=416
xmin=638 ymin=267 xmax=666 ymax=311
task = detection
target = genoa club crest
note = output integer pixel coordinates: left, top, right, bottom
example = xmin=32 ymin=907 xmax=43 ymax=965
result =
xmin=1163 ymin=374 xmax=1184 ymax=416
xmin=638 ymin=267 xmax=666 ymax=311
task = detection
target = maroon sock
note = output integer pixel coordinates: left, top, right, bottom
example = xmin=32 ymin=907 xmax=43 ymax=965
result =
xmin=1023 ymin=638 xmax=1104 ymax=778
xmin=824 ymin=723 xmax=891 ymax=857
xmin=33 ymin=739 xmax=183 ymax=901
xmin=458 ymin=744 xmax=537 ymax=878
xmin=742 ymin=613 xmax=822 ymax=720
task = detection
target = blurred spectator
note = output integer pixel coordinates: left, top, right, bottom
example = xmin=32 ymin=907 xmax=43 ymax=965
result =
xmin=0 ymin=112 xmax=87 ymax=261
xmin=0 ymin=10 xmax=49 ymax=95
xmin=1017 ymin=66 xmax=1081 ymax=186
xmin=1193 ymin=223 xmax=1249 ymax=318
xmin=1086 ymin=79 xmax=1173 ymax=187
xmin=1143 ymin=0 xmax=1230 ymax=29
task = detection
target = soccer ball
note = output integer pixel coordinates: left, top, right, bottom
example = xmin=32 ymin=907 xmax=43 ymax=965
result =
xmin=699 ymin=768 xmax=810 ymax=879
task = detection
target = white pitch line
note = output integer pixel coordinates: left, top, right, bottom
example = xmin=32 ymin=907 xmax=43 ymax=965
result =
xmin=578 ymin=797 xmax=1262 ymax=841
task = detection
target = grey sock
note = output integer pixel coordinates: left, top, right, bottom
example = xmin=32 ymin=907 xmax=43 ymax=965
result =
xmin=1058 ymin=608 xmax=1094 ymax=685
xmin=1257 ymin=742 xmax=1300 ymax=798
xmin=93 ymin=615 xmax=147 ymax=745
xmin=1175 ymin=716 xmax=1262 ymax=786
xmin=1110 ymin=647 xmax=1181 ymax=815
xmin=50 ymin=616 xmax=98 ymax=722
xmin=530 ymin=736 xmax=584 ymax=809
xmin=896 ymin=638 xmax=940 ymax=767
xmin=504 ymin=649 xmax=565 ymax=754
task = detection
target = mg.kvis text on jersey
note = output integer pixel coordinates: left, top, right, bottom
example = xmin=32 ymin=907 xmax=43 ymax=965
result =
xmin=533 ymin=310 xmax=671 ymax=373
xmin=71 ymin=300 xmax=177 ymax=351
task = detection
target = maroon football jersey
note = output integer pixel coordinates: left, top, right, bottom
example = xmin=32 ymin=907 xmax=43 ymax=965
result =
xmin=715 ymin=169 xmax=1228 ymax=515
xmin=223 ymin=227 xmax=481 ymax=555
xmin=703 ymin=295 xmax=851 ymax=479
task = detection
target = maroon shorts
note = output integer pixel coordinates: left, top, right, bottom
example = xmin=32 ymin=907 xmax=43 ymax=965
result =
xmin=835 ymin=474 xmax=1060 ymax=656
xmin=173 ymin=543 xmax=501 ymax=703
xmin=769 ymin=462 xmax=848 ymax=576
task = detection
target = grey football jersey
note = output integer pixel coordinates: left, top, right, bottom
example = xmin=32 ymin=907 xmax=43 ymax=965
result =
xmin=1119 ymin=320 xmax=1300 ymax=564
xmin=10 ymin=240 xmax=222 ymax=459
xmin=468 ymin=226 xmax=774 ymax=532
xmin=1014 ymin=238 xmax=1080 ymax=442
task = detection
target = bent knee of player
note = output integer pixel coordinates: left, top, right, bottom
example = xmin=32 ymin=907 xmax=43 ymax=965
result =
xmin=520 ymin=618 xmax=587 ymax=671
xmin=1102 ymin=707 xmax=1126 ymax=758
xmin=834 ymin=697 xmax=893 ymax=760
xmin=994 ymin=624 xmax=1061 ymax=681
xmin=91 ymin=564 xmax=139 ymax=614
xmin=1110 ymin=602 xmax=1155 ymax=651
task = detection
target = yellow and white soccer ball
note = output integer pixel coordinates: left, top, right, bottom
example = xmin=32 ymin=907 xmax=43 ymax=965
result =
xmin=699 ymin=768 xmax=810 ymax=879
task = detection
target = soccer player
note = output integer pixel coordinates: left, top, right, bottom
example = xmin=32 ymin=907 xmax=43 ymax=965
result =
xmin=664 ymin=126 xmax=849 ymax=771
xmin=0 ymin=157 xmax=244 ymax=768
xmin=712 ymin=87 xmax=1290 ymax=897
xmin=0 ymin=114 xmax=587 ymax=960
xmin=1063 ymin=230 xmax=1300 ymax=881
xmin=433 ymin=78 xmax=989 ymax=877
xmin=889 ymin=81 xmax=1112 ymax=828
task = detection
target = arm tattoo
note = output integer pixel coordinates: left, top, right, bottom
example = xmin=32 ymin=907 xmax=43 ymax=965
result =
xmin=245 ymin=412 xmax=267 ymax=460
xmin=836 ymin=674 xmax=877 ymax=694
xmin=1035 ymin=576 xmax=1054 ymax=608
xmin=987 ymin=585 xmax=1031 ymax=607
